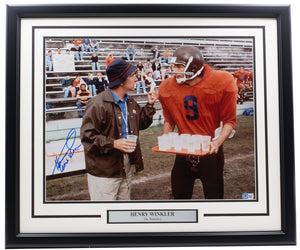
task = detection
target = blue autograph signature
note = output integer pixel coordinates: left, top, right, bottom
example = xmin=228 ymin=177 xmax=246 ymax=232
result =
xmin=52 ymin=128 xmax=82 ymax=175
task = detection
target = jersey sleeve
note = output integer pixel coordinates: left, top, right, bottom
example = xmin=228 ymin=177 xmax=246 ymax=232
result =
xmin=158 ymin=79 xmax=176 ymax=126
xmin=159 ymin=97 xmax=175 ymax=126
xmin=220 ymin=73 xmax=238 ymax=128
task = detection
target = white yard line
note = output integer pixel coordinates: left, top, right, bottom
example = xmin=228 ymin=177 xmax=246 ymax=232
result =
xmin=132 ymin=173 xmax=170 ymax=184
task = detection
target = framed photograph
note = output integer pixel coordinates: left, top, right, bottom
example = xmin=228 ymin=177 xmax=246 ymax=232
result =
xmin=5 ymin=4 xmax=296 ymax=248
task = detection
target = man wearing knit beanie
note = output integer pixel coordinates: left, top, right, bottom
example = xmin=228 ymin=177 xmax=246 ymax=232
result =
xmin=80 ymin=59 xmax=158 ymax=200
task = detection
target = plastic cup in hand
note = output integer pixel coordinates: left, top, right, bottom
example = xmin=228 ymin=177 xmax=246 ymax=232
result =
xmin=127 ymin=134 xmax=138 ymax=152
xmin=201 ymin=135 xmax=211 ymax=152
xmin=127 ymin=134 xmax=137 ymax=142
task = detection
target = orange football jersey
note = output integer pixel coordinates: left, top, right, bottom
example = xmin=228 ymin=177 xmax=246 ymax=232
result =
xmin=233 ymin=70 xmax=250 ymax=85
xmin=158 ymin=65 xmax=237 ymax=137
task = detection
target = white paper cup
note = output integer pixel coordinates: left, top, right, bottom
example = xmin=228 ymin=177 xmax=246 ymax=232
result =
xmin=201 ymin=135 xmax=211 ymax=152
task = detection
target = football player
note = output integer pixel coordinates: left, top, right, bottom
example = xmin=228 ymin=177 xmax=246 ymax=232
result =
xmin=158 ymin=46 xmax=238 ymax=199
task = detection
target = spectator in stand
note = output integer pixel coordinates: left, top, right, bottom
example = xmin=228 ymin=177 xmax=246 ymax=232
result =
xmin=106 ymin=53 xmax=115 ymax=67
xmin=144 ymin=59 xmax=153 ymax=75
xmin=83 ymin=39 xmax=91 ymax=52
xmin=136 ymin=70 xmax=147 ymax=94
xmin=136 ymin=59 xmax=144 ymax=75
xmin=165 ymin=63 xmax=175 ymax=79
xmin=61 ymin=74 xmax=75 ymax=98
xmin=152 ymin=58 xmax=161 ymax=80
xmin=126 ymin=44 xmax=136 ymax=62
xmin=76 ymin=83 xmax=91 ymax=117
xmin=73 ymin=39 xmax=84 ymax=51
xmin=90 ymin=39 xmax=100 ymax=52
xmin=56 ymin=48 xmax=62 ymax=55
xmin=233 ymin=66 xmax=251 ymax=95
xmin=151 ymin=47 xmax=161 ymax=63
xmin=169 ymin=63 xmax=175 ymax=72
xmin=91 ymin=52 xmax=100 ymax=71
xmin=145 ymin=71 xmax=156 ymax=93
xmin=66 ymin=49 xmax=70 ymax=55
xmin=163 ymin=48 xmax=171 ymax=64
xmin=73 ymin=74 xmax=86 ymax=96
xmin=94 ymin=72 xmax=108 ymax=94
xmin=86 ymin=72 xmax=97 ymax=96
xmin=46 ymin=50 xmax=53 ymax=71
xmin=71 ymin=44 xmax=84 ymax=61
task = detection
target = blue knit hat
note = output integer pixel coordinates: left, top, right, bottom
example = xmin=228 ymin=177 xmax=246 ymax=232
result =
xmin=106 ymin=59 xmax=137 ymax=89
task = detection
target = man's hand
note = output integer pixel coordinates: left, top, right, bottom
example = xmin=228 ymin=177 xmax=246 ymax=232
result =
xmin=208 ymin=139 xmax=222 ymax=154
xmin=147 ymin=91 xmax=158 ymax=105
xmin=207 ymin=123 xmax=234 ymax=154
xmin=113 ymin=138 xmax=137 ymax=153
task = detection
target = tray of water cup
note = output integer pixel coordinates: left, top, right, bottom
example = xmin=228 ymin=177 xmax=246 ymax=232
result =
xmin=152 ymin=132 xmax=211 ymax=156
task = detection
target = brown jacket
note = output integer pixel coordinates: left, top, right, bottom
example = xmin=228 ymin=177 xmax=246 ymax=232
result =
xmin=80 ymin=89 xmax=156 ymax=178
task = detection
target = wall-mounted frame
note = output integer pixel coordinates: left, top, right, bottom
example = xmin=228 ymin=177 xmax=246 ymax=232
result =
xmin=5 ymin=4 xmax=296 ymax=248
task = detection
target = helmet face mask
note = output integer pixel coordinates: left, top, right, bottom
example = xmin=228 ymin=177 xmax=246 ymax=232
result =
xmin=169 ymin=46 xmax=204 ymax=84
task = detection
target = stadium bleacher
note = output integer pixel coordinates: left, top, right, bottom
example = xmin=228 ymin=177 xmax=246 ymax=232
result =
xmin=45 ymin=38 xmax=254 ymax=120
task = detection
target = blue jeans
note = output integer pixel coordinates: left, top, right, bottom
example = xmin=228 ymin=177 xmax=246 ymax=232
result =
xmin=91 ymin=45 xmax=100 ymax=52
xmin=63 ymin=87 xmax=69 ymax=98
xmin=47 ymin=62 xmax=53 ymax=71
xmin=80 ymin=44 xmax=86 ymax=51
xmin=164 ymin=57 xmax=171 ymax=64
xmin=77 ymin=102 xmax=85 ymax=117
xmin=92 ymin=62 xmax=100 ymax=71
xmin=136 ymin=81 xmax=147 ymax=93
xmin=88 ymin=84 xmax=97 ymax=96
xmin=126 ymin=52 xmax=135 ymax=61
xmin=83 ymin=45 xmax=92 ymax=52
xmin=75 ymin=51 xmax=83 ymax=60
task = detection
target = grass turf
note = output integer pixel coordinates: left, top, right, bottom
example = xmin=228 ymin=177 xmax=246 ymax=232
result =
xmin=46 ymin=115 xmax=255 ymax=200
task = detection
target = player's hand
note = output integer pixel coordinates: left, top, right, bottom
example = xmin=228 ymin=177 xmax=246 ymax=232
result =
xmin=147 ymin=91 xmax=158 ymax=105
xmin=208 ymin=140 xmax=222 ymax=154
xmin=113 ymin=138 xmax=137 ymax=153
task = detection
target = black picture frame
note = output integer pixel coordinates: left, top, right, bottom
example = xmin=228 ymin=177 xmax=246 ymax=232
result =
xmin=5 ymin=4 xmax=295 ymax=248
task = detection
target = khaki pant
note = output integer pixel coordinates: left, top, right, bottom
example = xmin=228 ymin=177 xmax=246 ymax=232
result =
xmin=87 ymin=154 xmax=132 ymax=200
